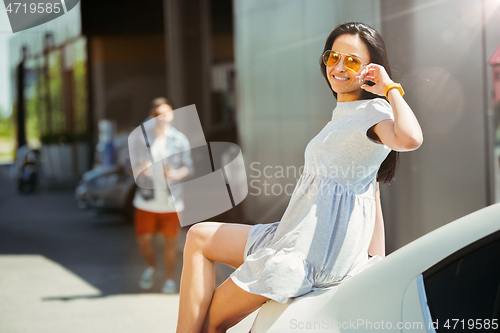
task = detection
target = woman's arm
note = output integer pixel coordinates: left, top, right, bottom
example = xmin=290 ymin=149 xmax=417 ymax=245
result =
xmin=368 ymin=182 xmax=386 ymax=258
xmin=358 ymin=64 xmax=423 ymax=152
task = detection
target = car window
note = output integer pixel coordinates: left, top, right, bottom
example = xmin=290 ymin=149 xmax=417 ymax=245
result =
xmin=422 ymin=231 xmax=500 ymax=332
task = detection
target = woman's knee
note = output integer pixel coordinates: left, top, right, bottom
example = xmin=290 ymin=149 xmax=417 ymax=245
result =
xmin=185 ymin=222 xmax=220 ymax=252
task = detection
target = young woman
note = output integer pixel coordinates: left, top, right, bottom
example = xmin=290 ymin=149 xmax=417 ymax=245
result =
xmin=176 ymin=22 xmax=423 ymax=333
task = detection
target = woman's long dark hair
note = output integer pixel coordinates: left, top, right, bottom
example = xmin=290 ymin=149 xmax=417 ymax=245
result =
xmin=320 ymin=22 xmax=399 ymax=184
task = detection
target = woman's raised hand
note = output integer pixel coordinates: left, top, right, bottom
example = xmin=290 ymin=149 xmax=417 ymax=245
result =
xmin=356 ymin=64 xmax=393 ymax=96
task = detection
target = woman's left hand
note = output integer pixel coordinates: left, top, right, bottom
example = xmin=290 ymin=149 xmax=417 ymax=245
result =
xmin=357 ymin=64 xmax=393 ymax=96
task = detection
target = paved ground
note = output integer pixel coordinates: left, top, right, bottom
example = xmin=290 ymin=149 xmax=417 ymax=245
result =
xmin=0 ymin=164 xmax=258 ymax=332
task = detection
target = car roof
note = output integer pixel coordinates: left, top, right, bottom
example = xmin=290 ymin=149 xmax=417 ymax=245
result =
xmin=252 ymin=203 xmax=500 ymax=332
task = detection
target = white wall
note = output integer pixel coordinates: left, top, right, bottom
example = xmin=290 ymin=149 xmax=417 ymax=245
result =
xmin=380 ymin=0 xmax=499 ymax=251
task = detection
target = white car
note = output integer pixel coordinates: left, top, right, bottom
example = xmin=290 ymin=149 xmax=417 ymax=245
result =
xmin=250 ymin=203 xmax=500 ymax=332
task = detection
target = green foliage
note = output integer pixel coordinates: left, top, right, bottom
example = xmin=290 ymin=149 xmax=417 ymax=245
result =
xmin=0 ymin=109 xmax=14 ymax=138
xmin=25 ymin=97 xmax=40 ymax=142
xmin=73 ymin=58 xmax=88 ymax=135
xmin=49 ymin=50 xmax=65 ymax=134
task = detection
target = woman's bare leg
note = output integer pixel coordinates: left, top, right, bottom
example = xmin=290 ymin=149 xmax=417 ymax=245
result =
xmin=202 ymin=277 xmax=270 ymax=333
xmin=176 ymin=222 xmax=253 ymax=333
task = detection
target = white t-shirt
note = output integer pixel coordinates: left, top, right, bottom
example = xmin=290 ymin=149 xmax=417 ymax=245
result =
xmin=133 ymin=129 xmax=187 ymax=213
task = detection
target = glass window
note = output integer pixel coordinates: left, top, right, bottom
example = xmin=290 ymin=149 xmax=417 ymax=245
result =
xmin=423 ymin=232 xmax=500 ymax=331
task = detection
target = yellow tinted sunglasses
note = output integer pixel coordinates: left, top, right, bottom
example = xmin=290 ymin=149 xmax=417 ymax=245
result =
xmin=322 ymin=50 xmax=365 ymax=73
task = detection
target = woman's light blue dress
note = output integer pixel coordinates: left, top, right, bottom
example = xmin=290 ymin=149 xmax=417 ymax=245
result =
xmin=230 ymin=98 xmax=394 ymax=304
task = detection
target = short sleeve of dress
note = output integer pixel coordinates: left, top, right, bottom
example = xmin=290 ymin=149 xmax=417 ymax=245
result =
xmin=361 ymin=98 xmax=394 ymax=135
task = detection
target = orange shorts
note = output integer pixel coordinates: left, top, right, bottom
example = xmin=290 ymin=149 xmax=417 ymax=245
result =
xmin=134 ymin=208 xmax=180 ymax=238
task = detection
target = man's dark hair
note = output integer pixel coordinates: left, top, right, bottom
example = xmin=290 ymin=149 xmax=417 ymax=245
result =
xmin=150 ymin=97 xmax=172 ymax=113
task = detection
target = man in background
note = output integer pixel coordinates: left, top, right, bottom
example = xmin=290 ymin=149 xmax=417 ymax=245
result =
xmin=133 ymin=97 xmax=193 ymax=293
